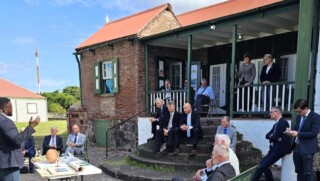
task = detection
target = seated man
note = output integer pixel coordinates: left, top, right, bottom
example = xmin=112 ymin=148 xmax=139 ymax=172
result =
xmin=65 ymin=125 xmax=86 ymax=155
xmin=21 ymin=128 xmax=36 ymax=173
xmin=173 ymin=144 xmax=236 ymax=181
xmin=215 ymin=116 xmax=237 ymax=152
xmin=174 ymin=103 xmax=202 ymax=156
xmin=42 ymin=126 xmax=63 ymax=155
xmin=193 ymin=78 xmax=215 ymax=113
xmin=153 ymin=101 xmax=181 ymax=153
xmin=193 ymin=134 xmax=240 ymax=181
xmin=148 ymin=98 xmax=169 ymax=141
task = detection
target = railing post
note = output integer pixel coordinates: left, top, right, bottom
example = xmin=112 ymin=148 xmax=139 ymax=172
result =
xmin=230 ymin=24 xmax=237 ymax=118
xmin=145 ymin=44 xmax=149 ymax=116
xmin=187 ymin=35 xmax=192 ymax=104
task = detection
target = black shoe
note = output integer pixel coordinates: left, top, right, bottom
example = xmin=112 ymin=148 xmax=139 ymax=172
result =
xmin=147 ymin=137 xmax=155 ymax=142
xmin=29 ymin=169 xmax=34 ymax=173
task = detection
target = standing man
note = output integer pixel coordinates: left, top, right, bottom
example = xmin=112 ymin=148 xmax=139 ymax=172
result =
xmin=215 ymin=116 xmax=237 ymax=152
xmin=42 ymin=126 xmax=63 ymax=155
xmin=0 ymin=97 xmax=40 ymax=180
xmin=193 ymin=78 xmax=215 ymax=113
xmin=252 ymin=106 xmax=291 ymax=181
xmin=287 ymin=99 xmax=320 ymax=181
xmin=148 ymin=98 xmax=168 ymax=141
xmin=174 ymin=103 xmax=202 ymax=156
xmin=153 ymin=101 xmax=181 ymax=153
xmin=65 ymin=125 xmax=86 ymax=155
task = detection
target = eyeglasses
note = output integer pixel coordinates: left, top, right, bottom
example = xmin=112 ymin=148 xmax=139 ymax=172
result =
xmin=269 ymin=111 xmax=278 ymax=113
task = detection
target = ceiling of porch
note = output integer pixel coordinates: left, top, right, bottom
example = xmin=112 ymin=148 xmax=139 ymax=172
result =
xmin=145 ymin=8 xmax=299 ymax=50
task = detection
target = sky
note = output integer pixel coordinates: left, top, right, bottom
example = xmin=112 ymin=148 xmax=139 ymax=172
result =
xmin=0 ymin=0 xmax=226 ymax=93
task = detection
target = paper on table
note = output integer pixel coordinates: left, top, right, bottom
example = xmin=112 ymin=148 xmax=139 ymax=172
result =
xmin=69 ymin=161 xmax=91 ymax=172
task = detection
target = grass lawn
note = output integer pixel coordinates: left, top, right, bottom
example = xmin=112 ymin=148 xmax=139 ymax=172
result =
xmin=15 ymin=120 xmax=68 ymax=150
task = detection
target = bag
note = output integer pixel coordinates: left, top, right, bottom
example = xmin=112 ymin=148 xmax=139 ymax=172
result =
xmin=20 ymin=166 xmax=29 ymax=174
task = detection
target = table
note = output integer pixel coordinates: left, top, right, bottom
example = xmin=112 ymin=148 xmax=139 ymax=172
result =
xmin=33 ymin=156 xmax=102 ymax=181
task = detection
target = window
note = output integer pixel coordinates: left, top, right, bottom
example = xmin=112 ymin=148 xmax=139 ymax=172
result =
xmin=94 ymin=59 xmax=119 ymax=94
xmin=278 ymin=57 xmax=289 ymax=82
xmin=27 ymin=103 xmax=38 ymax=114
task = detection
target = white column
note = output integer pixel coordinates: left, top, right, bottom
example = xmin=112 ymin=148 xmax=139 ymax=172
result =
xmin=281 ymin=153 xmax=296 ymax=181
xmin=314 ymin=30 xmax=320 ymax=113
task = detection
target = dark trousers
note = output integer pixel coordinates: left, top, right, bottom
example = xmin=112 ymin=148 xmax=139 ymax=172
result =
xmin=174 ymin=127 xmax=200 ymax=149
xmin=151 ymin=121 xmax=159 ymax=136
xmin=252 ymin=148 xmax=285 ymax=181
xmin=293 ymin=145 xmax=315 ymax=181
xmin=154 ymin=128 xmax=175 ymax=150
xmin=25 ymin=151 xmax=35 ymax=172
xmin=194 ymin=94 xmax=210 ymax=113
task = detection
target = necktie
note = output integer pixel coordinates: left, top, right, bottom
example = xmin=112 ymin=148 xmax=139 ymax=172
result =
xmin=74 ymin=135 xmax=77 ymax=143
xmin=295 ymin=116 xmax=306 ymax=144
xmin=224 ymin=128 xmax=227 ymax=134
xmin=168 ymin=112 xmax=173 ymax=129
xmin=187 ymin=114 xmax=191 ymax=137
xmin=51 ymin=136 xmax=55 ymax=145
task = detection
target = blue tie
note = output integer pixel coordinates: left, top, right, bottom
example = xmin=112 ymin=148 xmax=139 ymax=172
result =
xmin=74 ymin=135 xmax=77 ymax=143
xmin=224 ymin=128 xmax=227 ymax=134
xmin=295 ymin=116 xmax=306 ymax=144
xmin=187 ymin=114 xmax=191 ymax=137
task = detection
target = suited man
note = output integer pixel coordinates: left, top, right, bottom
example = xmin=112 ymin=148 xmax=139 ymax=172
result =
xmin=21 ymin=129 xmax=36 ymax=173
xmin=252 ymin=106 xmax=291 ymax=181
xmin=215 ymin=116 xmax=237 ymax=152
xmin=42 ymin=126 xmax=63 ymax=155
xmin=148 ymin=98 xmax=169 ymax=141
xmin=65 ymin=124 xmax=86 ymax=155
xmin=153 ymin=101 xmax=181 ymax=153
xmin=287 ymin=99 xmax=320 ymax=181
xmin=259 ymin=54 xmax=281 ymax=110
xmin=174 ymin=103 xmax=202 ymax=156
xmin=0 ymin=97 xmax=40 ymax=180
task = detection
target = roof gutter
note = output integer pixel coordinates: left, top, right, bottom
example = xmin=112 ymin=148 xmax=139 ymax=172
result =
xmin=141 ymin=0 xmax=299 ymax=42
xmin=75 ymin=35 xmax=138 ymax=54
xmin=73 ymin=52 xmax=83 ymax=106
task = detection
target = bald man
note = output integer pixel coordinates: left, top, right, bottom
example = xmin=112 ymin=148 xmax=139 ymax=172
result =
xmin=174 ymin=103 xmax=202 ymax=156
xmin=65 ymin=125 xmax=86 ymax=155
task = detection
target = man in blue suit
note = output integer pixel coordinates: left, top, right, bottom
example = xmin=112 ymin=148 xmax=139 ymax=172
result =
xmin=21 ymin=129 xmax=36 ymax=173
xmin=42 ymin=126 xmax=63 ymax=155
xmin=65 ymin=124 xmax=86 ymax=155
xmin=252 ymin=106 xmax=291 ymax=181
xmin=0 ymin=97 xmax=40 ymax=180
xmin=288 ymin=99 xmax=320 ymax=181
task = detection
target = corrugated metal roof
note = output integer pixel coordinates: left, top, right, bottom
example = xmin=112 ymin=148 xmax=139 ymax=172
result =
xmin=0 ymin=78 xmax=44 ymax=99
xmin=77 ymin=3 xmax=171 ymax=49
xmin=177 ymin=0 xmax=282 ymax=26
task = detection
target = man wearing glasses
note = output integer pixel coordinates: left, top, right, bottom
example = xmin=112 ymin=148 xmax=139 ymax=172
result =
xmin=287 ymin=99 xmax=320 ymax=181
xmin=252 ymin=106 xmax=291 ymax=181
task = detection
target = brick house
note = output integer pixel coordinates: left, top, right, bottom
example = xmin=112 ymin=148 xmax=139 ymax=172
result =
xmin=75 ymin=0 xmax=320 ymax=154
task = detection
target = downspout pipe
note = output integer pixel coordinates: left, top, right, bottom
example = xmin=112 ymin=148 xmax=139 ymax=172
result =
xmin=73 ymin=52 xmax=83 ymax=106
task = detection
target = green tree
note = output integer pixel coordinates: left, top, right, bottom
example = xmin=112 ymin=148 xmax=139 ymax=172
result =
xmin=63 ymin=86 xmax=80 ymax=100
xmin=48 ymin=102 xmax=65 ymax=113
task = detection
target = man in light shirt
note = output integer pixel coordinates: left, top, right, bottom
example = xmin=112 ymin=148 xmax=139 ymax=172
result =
xmin=193 ymin=78 xmax=215 ymax=113
xmin=65 ymin=125 xmax=86 ymax=155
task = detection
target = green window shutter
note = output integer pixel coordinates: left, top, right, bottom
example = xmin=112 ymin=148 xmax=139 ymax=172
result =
xmin=93 ymin=62 xmax=102 ymax=94
xmin=112 ymin=59 xmax=119 ymax=93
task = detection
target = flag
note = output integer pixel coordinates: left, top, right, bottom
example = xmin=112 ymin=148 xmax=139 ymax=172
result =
xmin=35 ymin=48 xmax=39 ymax=57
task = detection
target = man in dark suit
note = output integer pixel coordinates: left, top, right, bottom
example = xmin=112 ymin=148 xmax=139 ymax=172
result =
xmin=0 ymin=97 xmax=40 ymax=180
xmin=252 ymin=106 xmax=291 ymax=181
xmin=148 ymin=98 xmax=169 ymax=141
xmin=153 ymin=101 xmax=181 ymax=153
xmin=42 ymin=126 xmax=63 ymax=155
xmin=174 ymin=103 xmax=202 ymax=156
xmin=287 ymin=99 xmax=320 ymax=181
xmin=21 ymin=129 xmax=36 ymax=173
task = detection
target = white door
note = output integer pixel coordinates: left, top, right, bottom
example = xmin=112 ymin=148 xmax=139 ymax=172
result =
xmin=169 ymin=62 xmax=182 ymax=89
xmin=209 ymin=64 xmax=226 ymax=106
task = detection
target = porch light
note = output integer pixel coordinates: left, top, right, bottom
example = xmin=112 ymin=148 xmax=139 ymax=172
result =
xmin=238 ymin=33 xmax=242 ymax=40
xmin=210 ymin=25 xmax=216 ymax=30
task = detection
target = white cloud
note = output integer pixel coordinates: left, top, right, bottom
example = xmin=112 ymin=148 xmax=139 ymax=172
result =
xmin=0 ymin=61 xmax=33 ymax=75
xmin=12 ymin=37 xmax=37 ymax=45
xmin=167 ymin=0 xmax=227 ymax=14
xmin=41 ymin=78 xmax=68 ymax=87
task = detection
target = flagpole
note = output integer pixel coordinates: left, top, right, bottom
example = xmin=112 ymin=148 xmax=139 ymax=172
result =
xmin=35 ymin=48 xmax=40 ymax=94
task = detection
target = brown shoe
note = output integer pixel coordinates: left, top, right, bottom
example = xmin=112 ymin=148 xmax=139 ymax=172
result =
xmin=173 ymin=148 xmax=181 ymax=155
xmin=189 ymin=149 xmax=198 ymax=157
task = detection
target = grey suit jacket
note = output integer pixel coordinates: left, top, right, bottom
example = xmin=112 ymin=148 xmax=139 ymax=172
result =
xmin=206 ymin=162 xmax=236 ymax=181
xmin=66 ymin=132 xmax=86 ymax=152
xmin=238 ymin=63 xmax=256 ymax=84
xmin=0 ymin=114 xmax=35 ymax=169
xmin=215 ymin=125 xmax=237 ymax=152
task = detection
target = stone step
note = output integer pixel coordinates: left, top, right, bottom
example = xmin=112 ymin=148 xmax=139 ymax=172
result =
xmin=236 ymin=141 xmax=253 ymax=152
xmin=239 ymin=159 xmax=261 ymax=172
xmin=236 ymin=149 xmax=262 ymax=163
xmin=100 ymin=154 xmax=194 ymax=181
xmin=128 ymin=153 xmax=204 ymax=172
xmin=138 ymin=145 xmax=211 ymax=163
xmin=201 ymin=126 xmax=244 ymax=142
xmin=199 ymin=118 xmax=220 ymax=126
